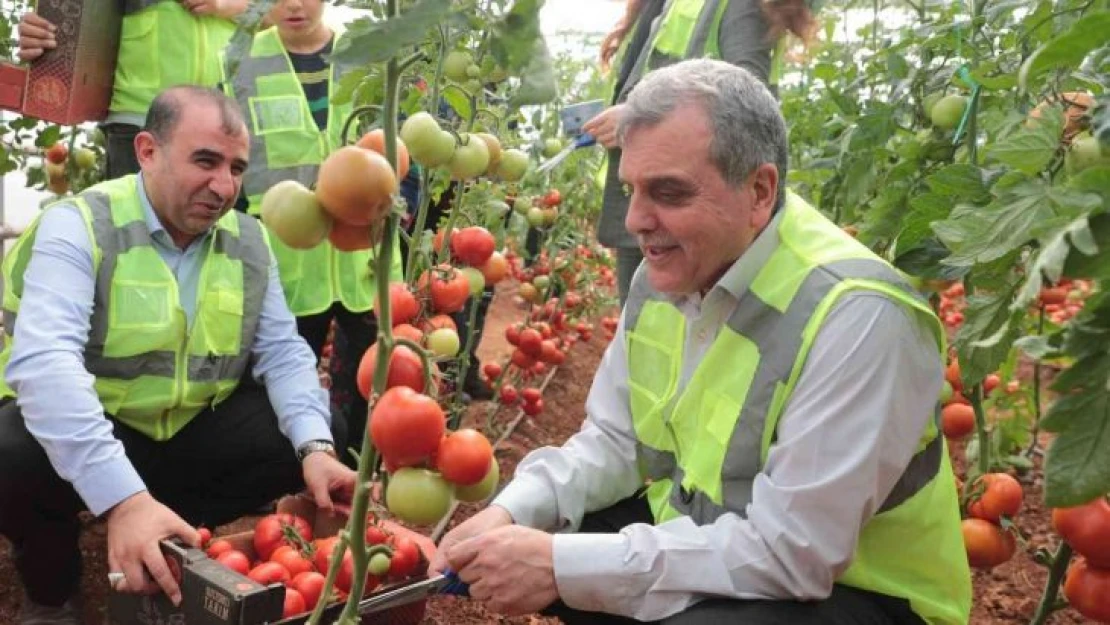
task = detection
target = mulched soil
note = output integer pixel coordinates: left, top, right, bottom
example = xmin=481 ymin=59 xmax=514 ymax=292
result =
xmin=0 ymin=282 xmax=1097 ymax=624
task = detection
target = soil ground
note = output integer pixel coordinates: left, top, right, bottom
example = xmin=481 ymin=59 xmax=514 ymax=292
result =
xmin=0 ymin=281 xmax=1096 ymax=624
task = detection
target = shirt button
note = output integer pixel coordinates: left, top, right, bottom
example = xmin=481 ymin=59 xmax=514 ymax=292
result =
xmin=696 ymin=329 xmax=708 ymax=342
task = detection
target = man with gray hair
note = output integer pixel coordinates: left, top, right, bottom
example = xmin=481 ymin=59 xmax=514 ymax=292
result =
xmin=432 ymin=59 xmax=971 ymax=625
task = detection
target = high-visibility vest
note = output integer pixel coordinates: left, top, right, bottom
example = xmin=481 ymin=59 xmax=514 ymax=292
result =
xmin=222 ymin=26 xmax=401 ymax=316
xmin=625 ymin=191 xmax=972 ymax=625
xmin=112 ymin=0 xmax=235 ymax=115
xmin=0 ymin=175 xmax=270 ymax=441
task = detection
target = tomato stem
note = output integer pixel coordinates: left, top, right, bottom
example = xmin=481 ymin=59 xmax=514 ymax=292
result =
xmin=970 ymin=383 xmax=991 ymax=475
xmin=1029 ymin=542 xmax=1072 ymax=625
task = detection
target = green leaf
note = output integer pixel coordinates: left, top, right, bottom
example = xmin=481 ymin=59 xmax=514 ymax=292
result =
xmin=986 ymin=106 xmax=1063 ymax=175
xmin=507 ymin=37 xmax=558 ymax=108
xmin=1019 ymin=11 xmax=1110 ymax=90
xmin=1014 ymin=334 xmax=1064 ymax=361
xmin=849 ymin=109 xmax=896 ymax=150
xmin=896 ymin=193 xmax=951 ymax=253
xmin=954 ymin=282 xmax=1023 ymax=385
xmin=1014 ymin=215 xmax=1094 ymax=310
xmin=1041 ymin=386 xmax=1110 ymax=508
xmin=330 ymin=0 xmax=452 ymax=66
xmin=443 ymin=87 xmax=473 ymax=122
xmin=34 ymin=125 xmax=61 ymax=148
xmin=938 ymin=181 xmax=1057 ymax=267
xmin=1063 ymin=212 xmax=1110 ymax=282
xmin=489 ymin=0 xmax=549 ymax=77
xmin=926 ymin=164 xmax=990 ymax=202
xmin=1069 ymin=165 xmax=1110 ymax=204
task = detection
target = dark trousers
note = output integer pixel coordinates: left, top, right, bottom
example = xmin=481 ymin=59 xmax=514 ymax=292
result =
xmin=296 ymin=303 xmax=378 ymax=464
xmin=542 ymin=496 xmax=925 ymax=625
xmin=0 ymin=384 xmax=344 ymax=606
xmin=100 ymin=123 xmax=141 ymax=180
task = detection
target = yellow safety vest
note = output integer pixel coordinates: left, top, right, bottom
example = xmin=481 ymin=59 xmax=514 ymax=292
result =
xmin=112 ymin=0 xmax=235 ymax=115
xmin=222 ymin=26 xmax=401 ymax=316
xmin=0 ymin=176 xmax=269 ymax=441
xmin=626 ymin=191 xmax=972 ymax=624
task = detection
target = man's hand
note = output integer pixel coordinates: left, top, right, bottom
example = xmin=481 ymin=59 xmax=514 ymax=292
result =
xmin=301 ymin=452 xmax=356 ymax=512
xmin=17 ymin=12 xmax=56 ymax=63
xmin=582 ymin=104 xmax=626 ymax=149
xmin=178 ymin=0 xmax=248 ymax=18
xmin=447 ymin=524 xmax=559 ymax=616
xmin=428 ymin=505 xmax=513 ymax=575
xmin=106 ymin=491 xmax=200 ymax=606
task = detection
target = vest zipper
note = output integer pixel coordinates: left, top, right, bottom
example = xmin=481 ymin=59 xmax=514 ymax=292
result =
xmin=162 ymin=308 xmax=190 ymax=438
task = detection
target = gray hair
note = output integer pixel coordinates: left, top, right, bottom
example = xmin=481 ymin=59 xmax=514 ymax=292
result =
xmin=618 ymin=59 xmax=788 ymax=210
xmin=144 ymin=85 xmax=247 ymax=144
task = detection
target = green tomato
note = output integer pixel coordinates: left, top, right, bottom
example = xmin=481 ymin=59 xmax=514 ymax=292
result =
xmin=922 ymin=92 xmax=943 ymax=118
xmin=542 ymin=138 xmax=563 ymax=159
xmin=513 ymin=196 xmax=532 ymax=215
xmin=426 ymin=327 xmax=461 ymax=358
xmin=449 ymin=133 xmax=491 ymax=180
xmin=1065 ymin=135 xmax=1110 ymax=174
xmin=465 ymin=64 xmax=481 ymax=79
xmin=526 ymin=206 xmax=546 ymax=228
xmin=401 ymin=112 xmax=451 ymax=166
xmin=368 ymin=552 xmax=392 ymax=576
xmin=455 ymin=459 xmax=499 ymax=503
xmin=386 ymin=468 xmax=455 ymax=526
xmin=532 ymin=275 xmax=550 ymax=291
xmin=461 ymin=266 xmax=486 ymax=295
xmin=496 ymin=148 xmax=530 ymax=182
xmin=485 ymin=200 xmax=510 ymax=219
xmin=443 ymin=50 xmax=474 ymax=82
xmin=930 ymin=95 xmax=967 ymax=130
xmin=74 ymin=147 xmax=97 ymax=170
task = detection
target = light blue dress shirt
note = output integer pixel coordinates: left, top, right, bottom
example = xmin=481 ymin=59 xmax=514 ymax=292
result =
xmin=5 ymin=174 xmax=333 ymax=516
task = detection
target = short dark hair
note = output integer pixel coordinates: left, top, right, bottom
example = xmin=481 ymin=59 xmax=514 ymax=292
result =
xmin=143 ymin=85 xmax=247 ymax=143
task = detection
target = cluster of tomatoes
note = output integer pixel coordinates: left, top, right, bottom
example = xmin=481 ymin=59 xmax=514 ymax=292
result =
xmin=1035 ymin=278 xmax=1094 ymax=326
xmin=1053 ymin=496 xmax=1110 ymax=623
xmin=937 ymin=282 xmax=967 ymax=329
xmin=938 ymin=358 xmax=1016 ymax=441
xmin=958 ymin=472 xmax=1024 ymax=570
xmin=197 ymin=513 xmax=423 ymax=619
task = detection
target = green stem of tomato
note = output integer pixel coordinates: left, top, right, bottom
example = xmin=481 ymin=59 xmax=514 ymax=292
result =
xmin=970 ymin=383 xmax=991 ymax=475
xmin=304 ymin=528 xmax=351 ymax=625
xmin=1029 ymin=542 xmax=1072 ymax=625
xmin=449 ymin=293 xmax=484 ymax=430
xmin=334 ymin=0 xmax=401 ymax=619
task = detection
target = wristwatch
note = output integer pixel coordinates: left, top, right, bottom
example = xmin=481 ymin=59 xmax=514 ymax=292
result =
xmin=296 ymin=440 xmax=337 ymax=462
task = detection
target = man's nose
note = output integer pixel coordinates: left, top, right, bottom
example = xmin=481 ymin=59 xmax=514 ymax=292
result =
xmin=209 ymin=167 xmax=238 ymax=202
xmin=625 ymin=190 xmax=655 ymax=235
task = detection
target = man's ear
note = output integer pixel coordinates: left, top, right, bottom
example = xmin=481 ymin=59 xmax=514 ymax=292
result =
xmin=134 ymin=131 xmax=158 ymax=170
xmin=749 ymin=162 xmax=779 ymax=228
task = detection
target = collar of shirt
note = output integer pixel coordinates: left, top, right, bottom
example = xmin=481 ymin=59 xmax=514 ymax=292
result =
xmin=136 ymin=172 xmax=214 ymax=253
xmin=671 ymin=207 xmax=787 ymax=315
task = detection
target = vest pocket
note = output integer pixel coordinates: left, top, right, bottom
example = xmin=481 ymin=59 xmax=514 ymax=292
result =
xmin=197 ymin=289 xmax=243 ymax=357
xmin=109 ymin=280 xmax=173 ymax=330
xmin=249 ymin=95 xmax=307 ymax=135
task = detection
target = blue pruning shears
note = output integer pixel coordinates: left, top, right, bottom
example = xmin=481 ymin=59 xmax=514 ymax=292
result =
xmin=357 ymin=569 xmax=469 ymax=615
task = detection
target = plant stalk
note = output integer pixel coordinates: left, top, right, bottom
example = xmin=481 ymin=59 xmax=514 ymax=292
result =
xmin=1029 ymin=542 xmax=1073 ymax=625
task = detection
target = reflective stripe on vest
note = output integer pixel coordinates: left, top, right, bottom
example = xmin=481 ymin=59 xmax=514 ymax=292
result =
xmin=111 ymin=2 xmax=234 ymax=115
xmin=0 ymin=176 xmax=270 ymax=441
xmin=625 ymin=192 xmax=970 ymax=623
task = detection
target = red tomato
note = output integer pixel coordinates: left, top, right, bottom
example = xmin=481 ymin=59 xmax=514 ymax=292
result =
xmin=967 ymin=473 xmax=1023 ymax=523
xmin=518 ymin=328 xmax=543 ymax=358
xmin=422 ymin=313 xmax=458 ymax=334
xmin=941 ymin=403 xmax=975 ymax=440
xmin=356 ymin=342 xmax=425 ymax=399
xmin=437 ymin=429 xmax=494 ymax=486
xmin=542 ymin=189 xmax=561 ymax=207
xmin=961 ymin=518 xmax=1016 ymax=570
xmin=377 ymin=283 xmax=420 ymax=327
xmin=270 ymin=545 xmax=315 ymax=577
xmin=420 ymin=265 xmax=470 ymax=313
xmin=365 ymin=523 xmax=390 ymax=546
xmin=450 ymin=226 xmax=496 ymax=266
xmin=253 ymin=513 xmax=312 ymax=561
xmin=370 ymin=386 xmax=445 ymax=467
xmin=387 ymin=534 xmax=422 ymax=579
xmin=282 ymin=587 xmax=307 ymax=618
xmin=479 ymin=251 xmax=509 ymax=285
xmin=215 ymin=550 xmax=251 ymax=576
xmin=290 ymin=571 xmax=327 ymax=611
xmin=197 ymin=527 xmax=212 ymax=548
xmin=510 ymin=348 xmax=535 ymax=371
xmin=1053 ymin=496 xmax=1110 ymax=567
xmin=499 ymin=384 xmax=518 ymax=405
xmin=483 ymin=362 xmax=503 ymax=380
xmin=312 ymin=537 xmax=354 ymax=593
xmin=521 ymin=388 xmax=542 ymax=404
xmin=1063 ymin=558 xmax=1110 ymax=622
xmin=248 ymin=561 xmax=291 ymax=585
xmin=393 ymin=322 xmax=425 ymax=345
xmin=523 ymin=399 xmax=544 ymax=416
xmin=206 ymin=538 xmax=234 ymax=559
